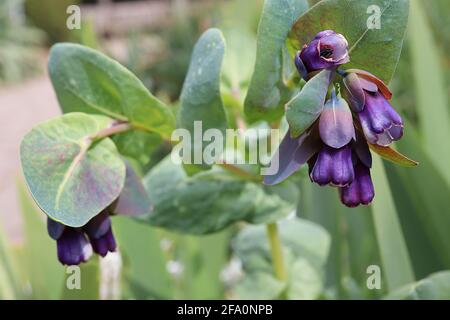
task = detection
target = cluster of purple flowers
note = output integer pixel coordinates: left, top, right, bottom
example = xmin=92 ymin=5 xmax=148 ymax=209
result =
xmin=265 ymin=30 xmax=405 ymax=208
xmin=47 ymin=210 xmax=116 ymax=265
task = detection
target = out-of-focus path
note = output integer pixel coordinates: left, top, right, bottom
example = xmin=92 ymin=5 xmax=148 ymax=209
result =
xmin=0 ymin=75 xmax=60 ymax=243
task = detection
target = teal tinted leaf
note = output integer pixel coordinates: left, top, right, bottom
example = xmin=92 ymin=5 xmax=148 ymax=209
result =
xmin=244 ymin=0 xmax=309 ymax=123
xmin=110 ymin=160 xmax=152 ymax=217
xmin=386 ymin=271 xmax=450 ymax=300
xmin=48 ymin=43 xmax=175 ymax=140
xmin=232 ymin=218 xmax=330 ymax=299
xmin=179 ymin=28 xmax=227 ymax=168
xmin=286 ymin=69 xmax=332 ymax=137
xmin=142 ymin=157 xmax=297 ymax=234
xmin=112 ymin=131 xmax=162 ymax=166
xmin=289 ymin=0 xmax=409 ymax=83
xmin=20 ymin=113 xmax=126 ymax=227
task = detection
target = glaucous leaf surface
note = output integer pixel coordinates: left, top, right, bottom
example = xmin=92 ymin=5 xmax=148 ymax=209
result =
xmin=48 ymin=43 xmax=175 ymax=146
xmin=232 ymin=218 xmax=330 ymax=299
xmin=20 ymin=113 xmax=126 ymax=227
xmin=289 ymin=0 xmax=409 ymax=83
xmin=178 ymin=28 xmax=227 ymax=168
xmin=142 ymin=157 xmax=298 ymax=234
xmin=244 ymin=0 xmax=309 ymax=123
xmin=386 ymin=271 xmax=450 ymax=300
xmin=286 ymin=69 xmax=332 ymax=137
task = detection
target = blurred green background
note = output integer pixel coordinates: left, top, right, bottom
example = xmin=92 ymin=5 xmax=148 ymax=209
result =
xmin=0 ymin=0 xmax=449 ymax=299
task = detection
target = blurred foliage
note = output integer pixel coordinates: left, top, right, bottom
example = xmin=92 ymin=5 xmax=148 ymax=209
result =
xmin=0 ymin=0 xmax=45 ymax=84
xmin=24 ymin=0 xmax=81 ymax=43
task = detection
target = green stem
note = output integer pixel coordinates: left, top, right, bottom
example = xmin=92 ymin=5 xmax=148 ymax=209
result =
xmin=266 ymin=222 xmax=287 ymax=283
xmin=92 ymin=121 xmax=132 ymax=140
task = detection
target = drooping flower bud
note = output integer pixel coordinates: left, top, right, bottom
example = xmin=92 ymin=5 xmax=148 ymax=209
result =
xmin=297 ymin=30 xmax=350 ymax=75
xmin=83 ymin=211 xmax=117 ymax=257
xmin=48 ymin=218 xmax=93 ymax=266
xmin=341 ymin=69 xmax=402 ymax=146
xmin=358 ymin=91 xmax=403 ymax=146
xmin=47 ymin=210 xmax=117 ymax=265
xmin=319 ymin=92 xmax=355 ymax=149
xmin=309 ymin=145 xmax=354 ymax=187
xmin=339 ymin=162 xmax=375 ymax=207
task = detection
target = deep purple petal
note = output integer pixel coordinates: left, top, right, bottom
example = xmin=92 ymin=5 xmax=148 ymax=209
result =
xmin=358 ymin=92 xmax=404 ymax=146
xmin=89 ymin=227 xmax=117 ymax=257
xmin=83 ymin=210 xmax=111 ymax=239
xmin=295 ymin=51 xmax=308 ymax=80
xmin=319 ymin=96 xmax=355 ymax=148
xmin=310 ymin=145 xmax=354 ymax=187
xmin=263 ymin=128 xmax=321 ymax=185
xmin=339 ymin=162 xmax=374 ymax=207
xmin=57 ymin=228 xmax=92 ymax=265
xmin=300 ymin=40 xmax=330 ymax=71
xmin=352 ymin=132 xmax=372 ymax=168
xmin=47 ymin=217 xmax=65 ymax=240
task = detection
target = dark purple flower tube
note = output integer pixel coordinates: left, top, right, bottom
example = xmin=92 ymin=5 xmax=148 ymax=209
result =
xmin=296 ymin=30 xmax=350 ymax=75
xmin=342 ymin=69 xmax=402 ymax=146
xmin=310 ymin=145 xmax=354 ymax=187
xmin=358 ymin=92 xmax=403 ymax=146
xmin=48 ymin=218 xmax=93 ymax=265
xmin=56 ymin=229 xmax=92 ymax=266
xmin=339 ymin=162 xmax=375 ymax=207
xmin=83 ymin=211 xmax=117 ymax=257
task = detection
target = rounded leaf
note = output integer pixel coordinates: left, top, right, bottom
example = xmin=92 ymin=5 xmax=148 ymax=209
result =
xmin=20 ymin=113 xmax=126 ymax=227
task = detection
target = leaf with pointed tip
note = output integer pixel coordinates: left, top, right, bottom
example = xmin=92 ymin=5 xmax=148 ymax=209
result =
xmin=20 ymin=113 xmax=126 ymax=227
xmin=286 ymin=69 xmax=332 ymax=137
xmin=369 ymin=143 xmax=418 ymax=167
xmin=289 ymin=0 xmax=409 ymax=83
xmin=244 ymin=0 xmax=309 ymax=123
